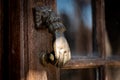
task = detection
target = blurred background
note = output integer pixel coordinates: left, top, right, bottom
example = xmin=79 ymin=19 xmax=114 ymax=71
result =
xmin=56 ymin=0 xmax=96 ymax=80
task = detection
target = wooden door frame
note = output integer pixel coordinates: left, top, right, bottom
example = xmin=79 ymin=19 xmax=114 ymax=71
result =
xmin=8 ymin=0 xmax=59 ymax=80
xmin=7 ymin=0 xmax=106 ymax=79
xmin=2 ymin=0 xmax=119 ymax=80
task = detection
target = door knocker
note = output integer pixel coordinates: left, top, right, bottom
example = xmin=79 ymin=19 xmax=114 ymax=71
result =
xmin=34 ymin=6 xmax=71 ymax=67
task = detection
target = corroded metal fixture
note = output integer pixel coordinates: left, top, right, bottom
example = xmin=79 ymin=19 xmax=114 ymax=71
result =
xmin=35 ymin=6 xmax=71 ymax=67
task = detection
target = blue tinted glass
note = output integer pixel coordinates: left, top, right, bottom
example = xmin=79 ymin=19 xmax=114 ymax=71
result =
xmin=56 ymin=0 xmax=93 ymax=56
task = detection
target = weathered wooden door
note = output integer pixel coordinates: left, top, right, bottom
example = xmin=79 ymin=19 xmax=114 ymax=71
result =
xmin=0 ymin=0 xmax=106 ymax=80
xmin=1 ymin=0 xmax=59 ymax=80
xmin=8 ymin=0 xmax=60 ymax=80
xmin=1 ymin=0 xmax=120 ymax=80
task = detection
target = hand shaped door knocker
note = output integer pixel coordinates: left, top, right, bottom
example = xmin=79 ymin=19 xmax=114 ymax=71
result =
xmin=34 ymin=6 xmax=71 ymax=67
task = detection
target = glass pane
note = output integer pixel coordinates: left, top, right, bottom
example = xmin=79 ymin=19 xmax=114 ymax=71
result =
xmin=105 ymin=0 xmax=120 ymax=57
xmin=106 ymin=66 xmax=120 ymax=80
xmin=56 ymin=0 xmax=96 ymax=57
xmin=60 ymin=69 xmax=96 ymax=80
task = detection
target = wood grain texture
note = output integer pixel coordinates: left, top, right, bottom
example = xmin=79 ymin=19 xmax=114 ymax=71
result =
xmin=92 ymin=0 xmax=106 ymax=80
xmin=62 ymin=58 xmax=105 ymax=69
xmin=95 ymin=0 xmax=106 ymax=57
xmin=8 ymin=0 xmax=59 ymax=80
xmin=95 ymin=0 xmax=106 ymax=80
xmin=8 ymin=0 xmax=21 ymax=79
xmin=26 ymin=0 xmax=59 ymax=80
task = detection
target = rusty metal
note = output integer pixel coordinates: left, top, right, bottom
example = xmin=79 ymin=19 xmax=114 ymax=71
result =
xmin=35 ymin=6 xmax=66 ymax=33
xmin=34 ymin=6 xmax=71 ymax=67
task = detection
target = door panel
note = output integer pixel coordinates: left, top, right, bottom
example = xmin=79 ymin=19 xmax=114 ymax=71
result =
xmin=27 ymin=0 xmax=59 ymax=80
xmin=8 ymin=0 xmax=59 ymax=80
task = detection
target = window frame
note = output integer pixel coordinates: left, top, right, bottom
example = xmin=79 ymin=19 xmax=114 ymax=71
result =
xmin=61 ymin=0 xmax=120 ymax=80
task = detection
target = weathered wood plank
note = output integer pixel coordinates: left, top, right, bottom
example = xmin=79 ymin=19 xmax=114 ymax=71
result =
xmin=92 ymin=0 xmax=106 ymax=80
xmin=95 ymin=0 xmax=106 ymax=58
xmin=62 ymin=58 xmax=105 ymax=69
xmin=26 ymin=0 xmax=59 ymax=80
xmin=8 ymin=0 xmax=21 ymax=79
xmin=8 ymin=0 xmax=60 ymax=80
xmin=62 ymin=57 xmax=120 ymax=69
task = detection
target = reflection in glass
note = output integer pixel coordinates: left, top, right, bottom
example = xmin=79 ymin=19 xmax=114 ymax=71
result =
xmin=105 ymin=0 xmax=120 ymax=57
xmin=56 ymin=0 xmax=93 ymax=56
